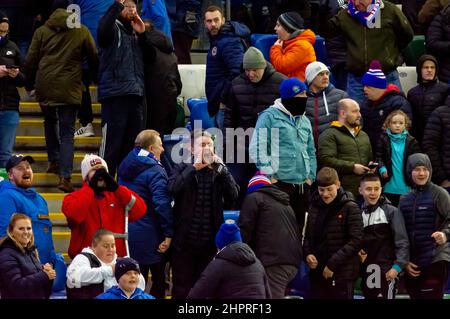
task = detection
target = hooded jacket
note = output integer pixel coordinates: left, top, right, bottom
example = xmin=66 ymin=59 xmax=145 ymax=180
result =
xmin=118 ymin=147 xmax=173 ymax=265
xmin=306 ymin=83 xmax=349 ymax=148
xmin=206 ymin=21 xmax=250 ymax=115
xmin=238 ymin=185 xmax=302 ymax=268
xmin=249 ymin=99 xmax=317 ymax=184
xmin=426 ymin=5 xmax=450 ymax=83
xmin=165 ymin=0 xmax=201 ymax=37
xmin=318 ymin=121 xmax=373 ymax=196
xmin=24 ymin=8 xmax=98 ymax=105
xmin=96 ymin=286 xmax=155 ymax=299
xmin=423 ymin=99 xmax=450 ymax=184
xmin=187 ymin=242 xmax=272 ymax=299
xmin=361 ymin=84 xmax=413 ymax=150
xmin=407 ymin=55 xmax=449 ymax=144
xmin=269 ymin=29 xmax=316 ymax=82
xmin=399 ymin=153 xmax=450 ymax=268
xmin=303 ymin=189 xmax=363 ymax=281
xmin=0 ymin=237 xmax=53 ymax=299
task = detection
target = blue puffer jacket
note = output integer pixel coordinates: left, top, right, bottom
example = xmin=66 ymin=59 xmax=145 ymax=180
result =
xmin=0 ymin=181 xmax=57 ymax=267
xmin=97 ymin=2 xmax=145 ymax=101
xmin=141 ymin=0 xmax=172 ymax=41
xmin=96 ymin=286 xmax=155 ymax=299
xmin=75 ymin=0 xmax=114 ymax=44
xmin=118 ymin=148 xmax=173 ymax=265
xmin=165 ymin=0 xmax=201 ymax=37
xmin=206 ymin=21 xmax=250 ymax=115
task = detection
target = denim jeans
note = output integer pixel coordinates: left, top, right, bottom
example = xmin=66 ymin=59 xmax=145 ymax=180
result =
xmin=0 ymin=110 xmax=20 ymax=168
xmin=347 ymin=69 xmax=403 ymax=107
xmin=40 ymin=104 xmax=78 ymax=178
xmin=215 ymin=108 xmax=225 ymax=130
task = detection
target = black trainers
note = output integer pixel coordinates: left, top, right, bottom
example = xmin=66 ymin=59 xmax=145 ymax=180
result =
xmin=57 ymin=176 xmax=74 ymax=193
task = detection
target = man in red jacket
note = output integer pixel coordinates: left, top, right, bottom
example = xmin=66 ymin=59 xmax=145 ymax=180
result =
xmin=62 ymin=154 xmax=146 ymax=259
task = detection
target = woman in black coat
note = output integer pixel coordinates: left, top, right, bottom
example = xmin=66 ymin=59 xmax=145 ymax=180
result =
xmin=0 ymin=213 xmax=55 ymax=299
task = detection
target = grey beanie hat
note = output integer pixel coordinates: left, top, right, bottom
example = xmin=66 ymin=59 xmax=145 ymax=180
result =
xmin=243 ymin=47 xmax=267 ymax=70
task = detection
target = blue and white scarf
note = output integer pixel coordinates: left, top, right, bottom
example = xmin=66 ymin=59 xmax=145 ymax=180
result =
xmin=348 ymin=0 xmax=382 ymax=27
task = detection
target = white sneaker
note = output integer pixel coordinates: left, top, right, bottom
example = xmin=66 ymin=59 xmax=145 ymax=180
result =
xmin=74 ymin=123 xmax=95 ymax=137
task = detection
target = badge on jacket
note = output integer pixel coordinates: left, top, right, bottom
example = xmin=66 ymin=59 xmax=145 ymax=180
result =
xmin=212 ymin=46 xmax=217 ymax=56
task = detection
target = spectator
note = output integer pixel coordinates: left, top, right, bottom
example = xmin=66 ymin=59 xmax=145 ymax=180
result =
xmin=187 ymin=220 xmax=272 ymax=299
xmin=399 ymin=0 xmax=426 ymax=34
xmin=375 ymin=110 xmax=421 ymax=207
xmin=358 ymin=174 xmax=409 ymax=299
xmin=97 ymin=0 xmax=146 ymax=177
xmin=165 ymin=0 xmax=201 ymax=64
xmin=407 ymin=54 xmax=449 ymax=146
xmin=24 ymin=0 xmax=98 ymax=192
xmin=418 ymin=0 xmax=450 ymax=33
xmin=426 ymin=4 xmax=450 ymax=84
xmin=204 ymin=5 xmax=250 ymax=128
xmin=140 ymin=20 xmax=182 ymax=135
xmin=303 ymin=167 xmax=363 ymax=299
xmin=96 ymin=257 xmax=155 ymax=299
xmin=361 ymin=60 xmax=413 ymax=150
xmin=141 ymin=0 xmax=171 ymax=41
xmin=423 ymin=96 xmax=450 ymax=192
xmin=224 ymin=46 xmax=287 ymax=206
xmin=305 ymin=61 xmax=348 ymax=148
xmin=319 ymin=0 xmax=413 ymax=106
xmin=238 ymin=173 xmax=302 ymax=298
xmin=0 ymin=14 xmax=26 ymax=168
xmin=249 ymin=77 xmax=317 ymax=234
xmin=0 ymin=213 xmax=55 ymax=299
xmin=62 ymin=154 xmax=147 ymax=259
xmin=168 ymin=129 xmax=239 ymax=299
xmin=269 ymin=11 xmax=316 ymax=82
xmin=66 ymin=229 xmax=146 ymax=299
xmin=399 ymin=153 xmax=450 ymax=299
xmin=118 ymin=130 xmax=173 ymax=299
xmin=318 ymin=98 xmax=373 ymax=197
xmin=0 ymin=154 xmax=65 ymax=287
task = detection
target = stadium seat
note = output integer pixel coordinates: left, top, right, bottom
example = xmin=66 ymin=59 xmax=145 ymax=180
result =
xmin=403 ymin=35 xmax=426 ymax=67
xmin=314 ymin=35 xmax=328 ymax=66
xmin=187 ymin=98 xmax=215 ymax=130
xmin=397 ymin=66 xmax=417 ymax=95
xmin=287 ymin=261 xmax=310 ymax=298
xmin=161 ymin=134 xmax=190 ymax=174
xmin=178 ymin=64 xmax=207 ymax=116
xmin=223 ymin=210 xmax=240 ymax=222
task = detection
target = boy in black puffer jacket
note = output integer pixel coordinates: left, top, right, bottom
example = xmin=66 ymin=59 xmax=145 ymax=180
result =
xmin=303 ymin=167 xmax=363 ymax=299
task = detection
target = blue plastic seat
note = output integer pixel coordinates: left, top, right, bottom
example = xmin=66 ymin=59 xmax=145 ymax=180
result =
xmin=161 ymin=134 xmax=190 ymax=174
xmin=187 ymin=98 xmax=215 ymax=130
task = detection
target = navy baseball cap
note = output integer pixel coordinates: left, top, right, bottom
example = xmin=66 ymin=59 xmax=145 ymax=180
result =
xmin=5 ymin=154 xmax=35 ymax=172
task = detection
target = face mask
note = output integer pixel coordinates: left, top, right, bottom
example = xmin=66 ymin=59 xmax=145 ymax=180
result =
xmin=282 ymin=97 xmax=307 ymax=116
xmin=0 ymin=35 xmax=7 ymax=46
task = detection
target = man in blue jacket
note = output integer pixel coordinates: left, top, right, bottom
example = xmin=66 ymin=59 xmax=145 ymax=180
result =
xmin=118 ymin=129 xmax=173 ymax=299
xmin=204 ymin=5 xmax=250 ymax=128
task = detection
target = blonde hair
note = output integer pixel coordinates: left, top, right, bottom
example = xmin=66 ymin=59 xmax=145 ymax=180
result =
xmin=0 ymin=213 xmax=35 ymax=254
xmin=382 ymin=110 xmax=411 ymax=131
xmin=134 ymin=129 xmax=161 ymax=149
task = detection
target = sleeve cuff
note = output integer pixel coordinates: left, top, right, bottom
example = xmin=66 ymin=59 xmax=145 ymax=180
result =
xmin=379 ymin=166 xmax=387 ymax=174
xmin=392 ymin=264 xmax=402 ymax=273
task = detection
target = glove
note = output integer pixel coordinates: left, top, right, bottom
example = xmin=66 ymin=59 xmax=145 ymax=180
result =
xmin=101 ymin=170 xmax=119 ymax=192
xmin=185 ymin=11 xmax=197 ymax=24
xmin=89 ymin=168 xmax=107 ymax=196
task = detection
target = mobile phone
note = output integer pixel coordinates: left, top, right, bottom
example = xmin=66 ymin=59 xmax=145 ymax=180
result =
xmin=368 ymin=162 xmax=379 ymax=169
xmin=5 ymin=65 xmax=19 ymax=69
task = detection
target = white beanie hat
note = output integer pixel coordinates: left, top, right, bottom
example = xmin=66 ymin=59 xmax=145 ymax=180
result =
xmin=305 ymin=61 xmax=329 ymax=85
xmin=81 ymin=154 xmax=108 ymax=181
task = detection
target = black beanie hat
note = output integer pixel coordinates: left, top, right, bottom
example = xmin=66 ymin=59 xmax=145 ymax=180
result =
xmin=278 ymin=11 xmax=304 ymax=33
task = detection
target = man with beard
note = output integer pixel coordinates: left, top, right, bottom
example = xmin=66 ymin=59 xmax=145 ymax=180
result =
xmin=318 ymin=98 xmax=373 ymax=197
xmin=249 ymin=77 xmax=317 ymax=234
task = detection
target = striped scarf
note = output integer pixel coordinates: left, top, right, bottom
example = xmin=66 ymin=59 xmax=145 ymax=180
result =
xmin=348 ymin=0 xmax=381 ymax=27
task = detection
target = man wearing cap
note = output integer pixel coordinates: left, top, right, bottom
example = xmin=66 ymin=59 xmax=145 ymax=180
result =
xmin=270 ymin=11 xmax=316 ymax=82
xmin=187 ymin=220 xmax=271 ymax=299
xmin=224 ymin=46 xmax=287 ymax=207
xmin=0 ymin=154 xmax=62 ymax=282
xmin=305 ymin=61 xmax=348 ymax=148
xmin=361 ymin=60 xmax=413 ymax=150
xmin=249 ymin=77 xmax=317 ymax=234
xmin=62 ymin=154 xmax=147 ymax=259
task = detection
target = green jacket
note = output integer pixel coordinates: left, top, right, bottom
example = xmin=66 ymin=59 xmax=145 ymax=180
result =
xmin=25 ymin=9 xmax=98 ymax=105
xmin=322 ymin=1 xmax=413 ymax=76
xmin=318 ymin=122 xmax=372 ymax=196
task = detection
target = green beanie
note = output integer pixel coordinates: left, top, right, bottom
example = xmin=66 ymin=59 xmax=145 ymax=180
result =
xmin=243 ymin=47 xmax=267 ymax=70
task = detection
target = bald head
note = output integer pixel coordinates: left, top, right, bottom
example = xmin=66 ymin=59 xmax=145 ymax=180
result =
xmin=337 ymin=98 xmax=361 ymax=128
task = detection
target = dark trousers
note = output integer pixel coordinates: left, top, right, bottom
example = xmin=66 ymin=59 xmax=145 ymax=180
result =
xmin=265 ymin=264 xmax=299 ymax=299
xmin=405 ymin=261 xmax=449 ymax=299
xmin=78 ymin=69 xmax=93 ymax=127
xmin=40 ymin=104 xmax=77 ymax=178
xmin=139 ymin=262 xmax=167 ymax=299
xmin=172 ymin=31 xmax=194 ymax=64
xmin=274 ymin=181 xmax=310 ymax=235
xmin=171 ymin=247 xmax=216 ymax=299
xmin=330 ymin=62 xmax=348 ymax=91
xmin=99 ymin=96 xmax=144 ymax=177
xmin=361 ymin=275 xmax=397 ymax=299
xmin=309 ymin=277 xmax=354 ymax=299
xmin=227 ymin=162 xmax=257 ymax=209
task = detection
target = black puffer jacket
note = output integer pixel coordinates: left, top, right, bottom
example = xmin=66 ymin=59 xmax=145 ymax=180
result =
xmin=224 ymin=63 xmax=287 ymax=130
xmin=187 ymin=242 xmax=272 ymax=299
xmin=0 ymin=237 xmax=53 ymax=299
xmin=375 ymin=131 xmax=421 ymax=187
xmin=238 ymin=185 xmax=302 ymax=268
xmin=426 ymin=5 xmax=450 ymax=83
xmin=407 ymin=55 xmax=449 ymax=144
xmin=303 ymin=189 xmax=363 ymax=281
xmin=0 ymin=39 xmax=25 ymax=111
xmin=423 ymin=100 xmax=450 ymax=184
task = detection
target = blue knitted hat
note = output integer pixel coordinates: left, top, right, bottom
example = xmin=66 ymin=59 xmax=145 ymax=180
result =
xmin=279 ymin=77 xmax=307 ymax=99
xmin=215 ymin=220 xmax=242 ymax=249
xmin=361 ymin=60 xmax=387 ymax=89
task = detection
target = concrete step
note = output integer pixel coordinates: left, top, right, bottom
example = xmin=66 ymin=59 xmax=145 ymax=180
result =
xmin=19 ymin=102 xmax=102 ymax=116
xmin=18 ymin=86 xmax=98 ymax=103
xmin=25 ymin=152 xmax=87 ymax=173
xmin=33 ymin=172 xmax=82 ymax=187
xmin=52 ymin=230 xmax=70 ymax=260
xmin=17 ymin=118 xmax=102 ymax=137
xmin=14 ymin=136 xmax=101 ymax=150
xmin=49 ymin=212 xmax=68 ymax=227
xmin=42 ymin=193 xmax=66 ymax=213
